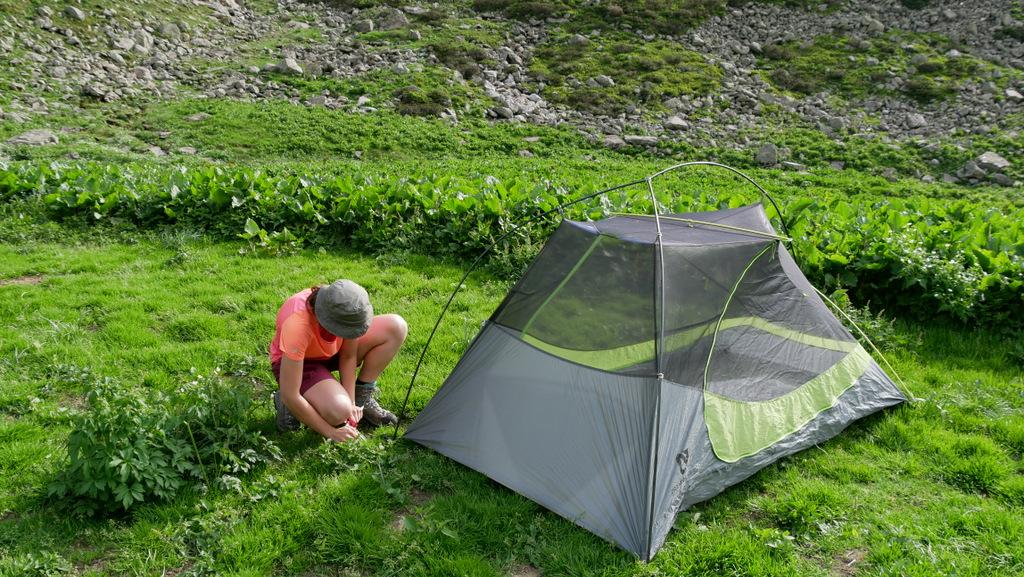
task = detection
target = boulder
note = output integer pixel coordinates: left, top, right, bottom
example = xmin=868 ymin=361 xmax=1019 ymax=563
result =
xmin=663 ymin=116 xmax=688 ymax=130
xmin=905 ymin=113 xmax=927 ymax=129
xmin=623 ymin=135 xmax=658 ymax=147
xmin=755 ymin=143 xmax=778 ymax=166
xmin=275 ymin=57 xmax=303 ymax=75
xmin=593 ymin=75 xmax=615 ymax=88
xmin=603 ymin=135 xmax=626 ymax=150
xmin=378 ymin=8 xmax=409 ymax=30
xmin=957 ymin=161 xmax=986 ymax=180
xmin=6 ymin=129 xmax=59 ymax=146
xmin=157 ymin=22 xmax=181 ymax=39
xmin=64 ymin=6 xmax=86 ymax=21
xmin=354 ymin=19 xmax=374 ymax=33
xmin=976 ymin=151 xmax=1010 ymax=172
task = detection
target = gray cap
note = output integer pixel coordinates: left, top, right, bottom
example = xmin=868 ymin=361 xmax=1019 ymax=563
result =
xmin=314 ymin=280 xmax=373 ymax=339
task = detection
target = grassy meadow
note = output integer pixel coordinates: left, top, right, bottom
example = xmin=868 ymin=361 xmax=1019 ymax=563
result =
xmin=2 ymin=0 xmax=1023 ymax=575
xmin=0 ymin=214 xmax=1021 ymax=576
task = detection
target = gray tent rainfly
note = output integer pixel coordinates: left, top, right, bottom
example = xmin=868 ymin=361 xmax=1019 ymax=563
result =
xmin=401 ymin=163 xmax=910 ymax=561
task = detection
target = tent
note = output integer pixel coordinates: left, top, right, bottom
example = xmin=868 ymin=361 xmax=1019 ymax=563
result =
xmin=404 ymin=165 xmax=908 ymax=560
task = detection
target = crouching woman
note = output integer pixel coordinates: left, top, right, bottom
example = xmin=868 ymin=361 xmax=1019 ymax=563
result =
xmin=269 ymin=279 xmax=407 ymax=442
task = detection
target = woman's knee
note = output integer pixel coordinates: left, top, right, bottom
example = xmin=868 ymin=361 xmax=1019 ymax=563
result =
xmin=315 ymin=394 xmax=354 ymax=427
xmin=379 ymin=314 xmax=408 ymax=343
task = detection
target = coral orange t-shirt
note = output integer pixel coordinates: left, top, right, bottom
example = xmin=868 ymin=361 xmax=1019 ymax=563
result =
xmin=269 ymin=289 xmax=343 ymax=364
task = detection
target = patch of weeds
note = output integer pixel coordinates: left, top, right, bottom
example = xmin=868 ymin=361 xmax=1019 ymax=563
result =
xmin=753 ymin=476 xmax=849 ymax=537
xmin=994 ymin=476 xmax=1024 ymax=506
xmin=829 ymin=289 xmax=919 ymax=353
xmin=472 ymin=0 xmax=572 ymax=20
xmin=394 ymin=85 xmax=452 ymax=117
xmin=531 ymin=32 xmax=721 ymax=115
xmin=939 ymin=435 xmax=1013 ymax=494
xmin=164 ymin=313 xmax=226 ymax=343
xmin=47 ymin=371 xmax=281 ymax=514
xmin=758 ymin=32 xmax=994 ymax=104
xmin=0 ymin=551 xmax=73 ymax=577
xmin=569 ymin=0 xmax=727 ymax=34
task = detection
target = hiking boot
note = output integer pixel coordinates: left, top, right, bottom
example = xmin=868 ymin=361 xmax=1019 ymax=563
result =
xmin=274 ymin=389 xmax=300 ymax=432
xmin=355 ymin=383 xmax=398 ymax=427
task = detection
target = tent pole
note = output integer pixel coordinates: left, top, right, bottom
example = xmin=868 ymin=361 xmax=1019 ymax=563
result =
xmin=643 ymin=177 xmax=666 ymax=561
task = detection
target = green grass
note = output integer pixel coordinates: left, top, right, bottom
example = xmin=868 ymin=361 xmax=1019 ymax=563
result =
xmin=0 ymin=216 xmax=1021 ymax=576
xmin=530 ymin=32 xmax=722 ymax=116
xmin=758 ymin=31 xmax=1022 ymax=104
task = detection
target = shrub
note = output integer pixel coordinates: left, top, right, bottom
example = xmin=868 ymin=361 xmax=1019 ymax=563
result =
xmin=902 ymin=76 xmax=947 ymax=102
xmin=394 ymin=85 xmax=451 ymax=117
xmin=47 ymin=372 xmax=280 ymax=514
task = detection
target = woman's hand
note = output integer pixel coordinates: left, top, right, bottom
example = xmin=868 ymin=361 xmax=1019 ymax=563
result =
xmin=327 ymin=424 xmax=360 ymax=443
xmin=349 ymin=404 xmax=363 ymax=424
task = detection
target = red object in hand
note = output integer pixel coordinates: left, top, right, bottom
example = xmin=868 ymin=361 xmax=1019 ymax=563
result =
xmin=347 ymin=417 xmax=359 ymax=429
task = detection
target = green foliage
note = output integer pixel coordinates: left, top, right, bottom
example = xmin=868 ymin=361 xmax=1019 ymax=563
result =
xmin=757 ymin=32 xmax=1000 ymax=103
xmin=0 ymin=552 xmax=72 ymax=577
xmin=531 ymin=33 xmax=721 ymax=115
xmin=7 ymin=158 xmax=1023 ymax=329
xmin=828 ymin=289 xmax=918 ymax=353
xmin=47 ymin=371 xmax=280 ymax=514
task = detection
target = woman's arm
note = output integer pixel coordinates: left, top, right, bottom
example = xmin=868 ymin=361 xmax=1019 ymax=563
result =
xmin=279 ymin=357 xmax=357 ymax=442
xmin=338 ymin=338 xmax=358 ymax=406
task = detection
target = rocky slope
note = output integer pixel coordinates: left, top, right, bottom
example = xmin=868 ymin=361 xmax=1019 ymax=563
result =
xmin=0 ymin=0 xmax=1021 ymax=184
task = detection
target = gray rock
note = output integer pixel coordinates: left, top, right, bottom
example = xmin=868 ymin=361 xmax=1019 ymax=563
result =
xmin=392 ymin=63 xmax=409 ymax=74
xmin=186 ymin=112 xmax=211 ymax=122
xmin=957 ymin=161 xmax=986 ymax=180
xmin=827 ymin=116 xmax=846 ymax=131
xmin=354 ymin=19 xmax=374 ymax=33
xmin=910 ymin=53 xmax=929 ymax=67
xmin=64 ymin=6 xmax=86 ymax=21
xmin=1006 ymin=88 xmax=1023 ymax=101
xmin=864 ymin=16 xmax=884 ymax=34
xmin=378 ymin=8 xmax=409 ymax=30
xmin=275 ymin=57 xmax=303 ymax=75
xmin=148 ymin=146 xmax=165 ymax=156
xmin=593 ymin=75 xmax=615 ymax=88
xmin=36 ymin=6 xmax=53 ymax=17
xmin=157 ymin=22 xmax=181 ymax=39
xmin=781 ymin=161 xmax=807 ymax=171
xmin=942 ymin=174 xmax=959 ymax=184
xmin=518 ymin=149 xmax=533 ymax=157
xmin=905 ymin=113 xmax=927 ymax=129
xmin=624 ymin=135 xmax=658 ymax=146
xmin=664 ymin=115 xmax=688 ymax=130
xmin=977 ymin=151 xmax=1010 ymax=171
xmin=569 ymin=34 xmax=590 ymax=47
xmin=82 ymin=84 xmax=107 ymax=98
xmin=755 ymin=143 xmax=778 ymax=166
xmin=881 ymin=167 xmax=899 ymax=182
xmin=942 ymin=9 xmax=957 ymax=20
xmin=603 ymin=135 xmax=626 ymax=150
xmin=132 ymin=30 xmax=154 ymax=55
xmin=111 ymin=36 xmax=134 ymax=51
xmin=990 ymin=173 xmax=1013 ymax=186
xmin=830 ymin=161 xmax=845 ymax=171
xmin=177 ymin=146 xmax=197 ymax=155
xmin=493 ymin=106 xmax=514 ymax=119
xmin=6 ymin=129 xmax=58 ymax=146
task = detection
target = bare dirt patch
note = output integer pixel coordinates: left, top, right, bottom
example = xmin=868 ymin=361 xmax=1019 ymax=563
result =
xmin=831 ymin=548 xmax=867 ymax=576
xmin=390 ymin=487 xmax=435 ymax=532
xmin=510 ymin=564 xmax=542 ymax=577
xmin=0 ymin=274 xmax=43 ymax=286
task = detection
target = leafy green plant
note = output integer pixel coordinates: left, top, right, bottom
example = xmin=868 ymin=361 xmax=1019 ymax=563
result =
xmin=47 ymin=371 xmax=280 ymax=514
xmin=0 ymin=551 xmax=72 ymax=577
